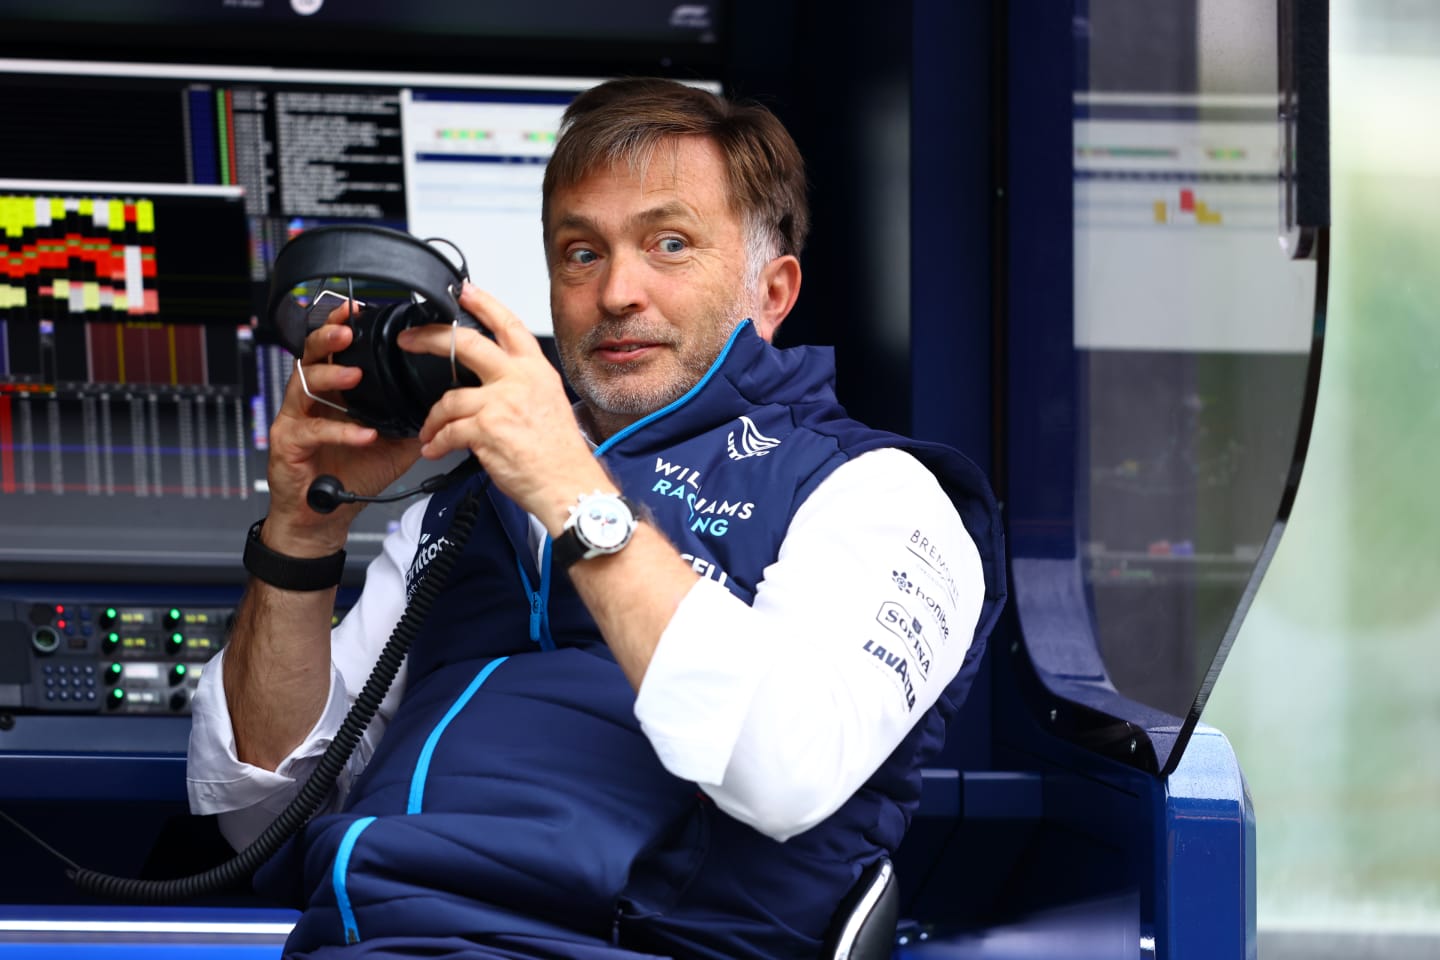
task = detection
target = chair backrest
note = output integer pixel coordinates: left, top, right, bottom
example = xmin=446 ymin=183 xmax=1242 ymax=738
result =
xmin=821 ymin=857 xmax=899 ymax=960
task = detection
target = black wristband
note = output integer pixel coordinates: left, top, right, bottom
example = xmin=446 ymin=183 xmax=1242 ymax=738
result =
xmin=243 ymin=519 xmax=346 ymax=591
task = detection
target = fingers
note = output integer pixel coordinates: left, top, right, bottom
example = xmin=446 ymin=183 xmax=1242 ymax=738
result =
xmin=457 ymin=283 xmax=542 ymax=356
xmin=292 ymin=354 xmax=362 ymax=397
xmin=397 ymin=323 xmax=505 ymax=384
xmin=301 ymin=314 xmax=355 ymax=364
xmin=273 ymin=409 xmax=378 ymax=454
xmin=412 ymin=384 xmax=484 ymax=451
xmin=388 ymin=284 xmax=542 ymax=391
xmin=287 ymin=307 xmax=361 ymax=416
xmin=284 ymin=356 xmax=358 ymax=424
xmin=324 ymin=299 xmax=362 ymax=326
xmin=415 ymin=415 xmax=472 ymax=462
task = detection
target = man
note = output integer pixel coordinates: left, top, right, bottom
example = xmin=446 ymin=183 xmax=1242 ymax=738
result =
xmin=188 ymin=78 xmax=1004 ymax=959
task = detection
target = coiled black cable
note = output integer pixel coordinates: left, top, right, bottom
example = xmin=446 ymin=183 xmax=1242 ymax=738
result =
xmin=69 ymin=481 xmax=487 ymax=902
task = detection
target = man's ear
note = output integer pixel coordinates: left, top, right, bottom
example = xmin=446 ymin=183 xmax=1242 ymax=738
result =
xmin=750 ymin=255 xmax=802 ymax=343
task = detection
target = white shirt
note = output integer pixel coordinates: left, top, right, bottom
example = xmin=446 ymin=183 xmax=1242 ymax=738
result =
xmin=188 ymin=447 xmax=985 ymax=849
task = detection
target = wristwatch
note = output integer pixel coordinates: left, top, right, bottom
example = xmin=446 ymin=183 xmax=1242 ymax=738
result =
xmin=553 ymin=491 xmax=639 ymax=570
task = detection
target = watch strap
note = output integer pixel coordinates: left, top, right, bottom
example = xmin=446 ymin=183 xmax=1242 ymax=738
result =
xmin=243 ymin=519 xmax=346 ymax=591
xmin=551 ymin=525 xmax=589 ymax=571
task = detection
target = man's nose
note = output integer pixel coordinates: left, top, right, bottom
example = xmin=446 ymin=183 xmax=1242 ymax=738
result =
xmin=598 ymin=250 xmax=649 ymax=317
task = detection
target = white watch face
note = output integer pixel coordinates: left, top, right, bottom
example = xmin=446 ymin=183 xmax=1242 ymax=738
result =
xmin=575 ymin=495 xmax=633 ymax=552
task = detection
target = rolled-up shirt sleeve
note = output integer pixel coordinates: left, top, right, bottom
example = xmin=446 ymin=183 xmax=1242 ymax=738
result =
xmin=186 ymin=498 xmax=427 ymax=851
xmin=634 ymin=447 xmax=984 ymax=842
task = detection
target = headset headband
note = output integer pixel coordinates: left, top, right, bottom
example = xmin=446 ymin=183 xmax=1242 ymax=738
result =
xmin=267 ymin=224 xmax=469 ymax=355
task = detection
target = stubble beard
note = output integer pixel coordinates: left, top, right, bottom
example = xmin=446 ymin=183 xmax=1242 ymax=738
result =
xmin=559 ymin=293 xmax=751 ymax=421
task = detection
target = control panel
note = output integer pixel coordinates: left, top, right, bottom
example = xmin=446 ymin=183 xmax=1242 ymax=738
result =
xmin=0 ymin=600 xmax=233 ymax=716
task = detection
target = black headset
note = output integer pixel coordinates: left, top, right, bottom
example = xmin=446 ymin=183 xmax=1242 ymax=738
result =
xmin=267 ymin=224 xmax=482 ymax=439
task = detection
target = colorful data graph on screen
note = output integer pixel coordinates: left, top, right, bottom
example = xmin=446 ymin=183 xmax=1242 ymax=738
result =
xmin=1153 ymin=187 xmax=1223 ymax=226
xmin=1 ymin=195 xmax=159 ymax=316
xmin=0 ymin=192 xmax=212 ymax=389
xmin=0 ymin=188 xmax=259 ymax=500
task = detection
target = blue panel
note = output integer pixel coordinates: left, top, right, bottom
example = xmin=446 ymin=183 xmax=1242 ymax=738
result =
xmin=1005 ymin=0 xmax=1077 ymax=560
xmin=0 ymin=904 xmax=296 ymax=923
xmin=961 ymin=770 xmax=1043 ymax=820
xmin=897 ymin=891 xmax=1140 ymax=959
xmin=913 ymin=769 xmax=1042 ymax=821
xmin=186 ymin=88 xmax=219 ymax=186
xmin=910 ymin=0 xmax=995 ymax=476
xmin=0 ymin=946 xmax=278 ymax=958
xmin=0 ymin=905 xmax=296 ymax=959
xmin=0 ymin=753 xmax=186 ymax=802
xmin=908 ymin=0 xmax=998 ymax=777
xmin=1158 ymin=726 xmax=1256 ymax=959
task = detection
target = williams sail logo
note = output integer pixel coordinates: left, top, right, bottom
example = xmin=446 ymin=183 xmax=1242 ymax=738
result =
xmin=726 ymin=415 xmax=782 ymax=461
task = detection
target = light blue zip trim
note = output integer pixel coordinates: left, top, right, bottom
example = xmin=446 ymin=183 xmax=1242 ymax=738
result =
xmin=333 ymin=815 xmax=377 ymax=945
xmin=593 ymin=319 xmax=751 ymax=457
xmin=407 ymin=656 xmax=509 ymax=814
xmin=538 ymin=536 xmax=554 ymax=644
xmin=532 ymin=322 xmax=748 ymax=639
xmin=514 ymin=557 xmax=554 ymax=650
xmin=533 ymin=321 xmax=751 ymax=644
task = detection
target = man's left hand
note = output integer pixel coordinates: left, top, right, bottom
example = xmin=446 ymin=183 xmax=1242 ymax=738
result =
xmin=396 ymin=283 xmax=612 ymax=533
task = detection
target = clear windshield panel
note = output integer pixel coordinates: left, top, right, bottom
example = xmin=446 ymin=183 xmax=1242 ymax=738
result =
xmin=1043 ymin=0 xmax=1320 ymax=759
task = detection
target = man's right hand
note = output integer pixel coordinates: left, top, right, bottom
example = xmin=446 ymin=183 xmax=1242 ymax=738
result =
xmin=224 ymin=303 xmax=421 ymax=772
xmin=263 ymin=303 xmax=422 ymax=558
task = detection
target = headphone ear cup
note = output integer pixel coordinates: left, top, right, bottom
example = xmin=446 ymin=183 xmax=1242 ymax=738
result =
xmin=392 ymin=309 xmax=465 ymax=420
xmin=267 ymin=225 xmax=477 ymax=437
xmin=396 ymin=301 xmax=484 ymax=409
xmin=330 ymin=303 xmax=424 ymax=436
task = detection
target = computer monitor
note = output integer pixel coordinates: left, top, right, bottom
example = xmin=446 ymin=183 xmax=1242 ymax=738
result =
xmin=0 ymin=59 xmax=655 ymax=583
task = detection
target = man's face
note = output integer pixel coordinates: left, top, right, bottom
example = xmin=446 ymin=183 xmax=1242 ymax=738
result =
xmin=546 ymin=136 xmax=755 ymax=435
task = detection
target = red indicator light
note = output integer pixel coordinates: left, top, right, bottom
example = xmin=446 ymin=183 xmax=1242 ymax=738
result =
xmin=55 ymin=605 xmax=65 ymax=615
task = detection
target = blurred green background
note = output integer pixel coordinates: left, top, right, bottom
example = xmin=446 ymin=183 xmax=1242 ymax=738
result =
xmin=1204 ymin=0 xmax=1440 ymax=934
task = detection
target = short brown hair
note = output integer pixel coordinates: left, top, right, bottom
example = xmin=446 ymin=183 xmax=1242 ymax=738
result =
xmin=542 ymin=78 xmax=809 ymax=263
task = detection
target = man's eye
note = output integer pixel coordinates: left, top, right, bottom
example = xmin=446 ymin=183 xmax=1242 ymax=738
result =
xmin=658 ymin=237 xmax=686 ymax=254
xmin=567 ymin=248 xmax=598 ymax=265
